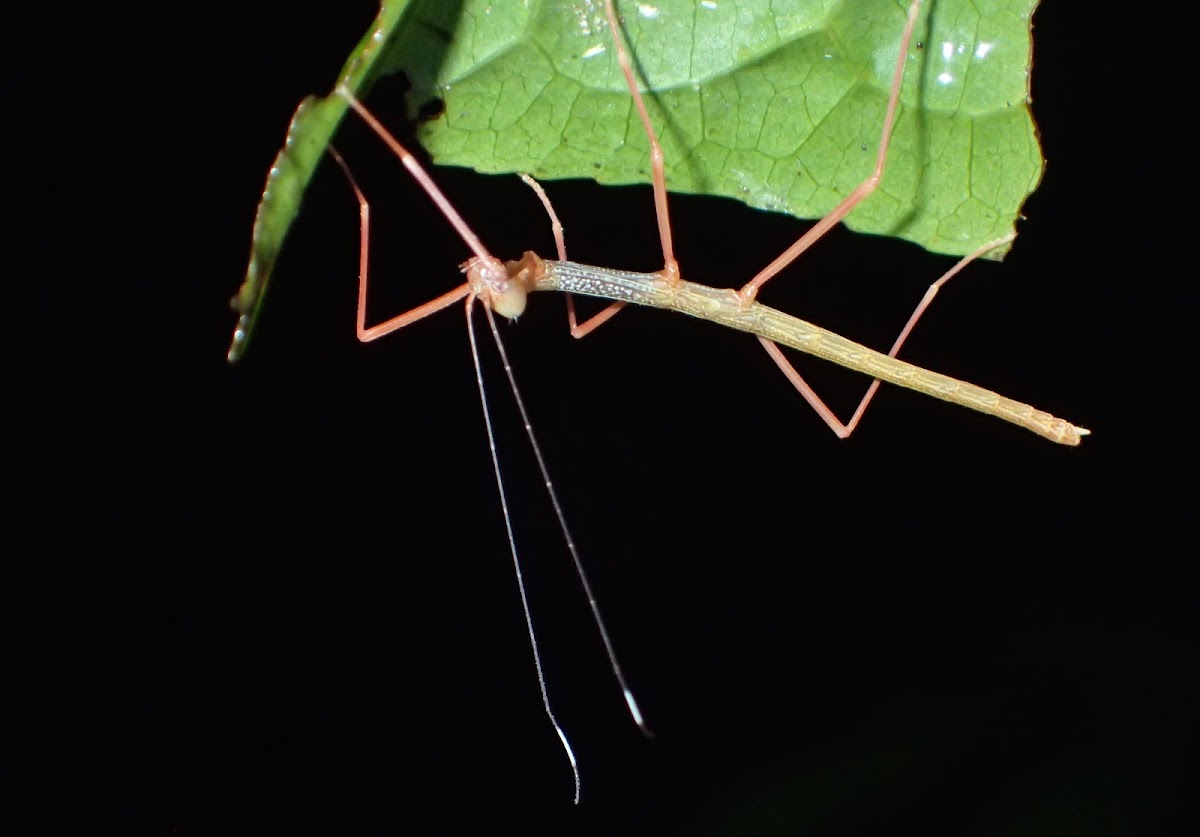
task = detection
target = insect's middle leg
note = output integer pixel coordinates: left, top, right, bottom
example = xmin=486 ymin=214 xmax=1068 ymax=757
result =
xmin=539 ymin=0 xmax=680 ymax=341
xmin=528 ymin=1 xmax=678 ymax=341
xmin=605 ymin=0 xmax=679 ymax=288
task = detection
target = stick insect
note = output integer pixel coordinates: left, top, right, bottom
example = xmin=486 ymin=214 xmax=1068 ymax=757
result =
xmin=236 ymin=0 xmax=1088 ymax=802
xmin=333 ymin=0 xmax=1086 ymax=447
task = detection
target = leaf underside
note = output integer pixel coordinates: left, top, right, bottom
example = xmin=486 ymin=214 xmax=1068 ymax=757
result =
xmin=229 ymin=0 xmax=1042 ymax=361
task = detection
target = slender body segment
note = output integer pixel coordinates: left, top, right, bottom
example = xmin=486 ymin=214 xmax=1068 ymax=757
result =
xmin=491 ymin=252 xmax=1087 ymax=446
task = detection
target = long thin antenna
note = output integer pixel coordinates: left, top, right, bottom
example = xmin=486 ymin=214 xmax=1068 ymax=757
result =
xmin=481 ymin=305 xmax=650 ymax=735
xmin=465 ymin=296 xmax=582 ymax=804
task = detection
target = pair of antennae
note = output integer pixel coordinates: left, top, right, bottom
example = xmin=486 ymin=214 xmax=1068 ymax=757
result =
xmin=329 ymin=0 xmax=910 ymax=805
xmin=329 ymin=95 xmax=650 ymax=805
xmin=467 ymin=302 xmax=648 ymax=806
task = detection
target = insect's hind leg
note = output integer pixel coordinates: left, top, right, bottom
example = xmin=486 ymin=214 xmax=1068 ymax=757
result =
xmin=737 ymin=0 xmax=924 ymax=306
xmin=518 ymin=174 xmax=626 ymax=339
xmin=760 ymin=234 xmax=1015 ymax=438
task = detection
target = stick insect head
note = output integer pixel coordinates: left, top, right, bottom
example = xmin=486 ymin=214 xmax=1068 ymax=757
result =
xmin=462 ymin=251 xmax=544 ymax=321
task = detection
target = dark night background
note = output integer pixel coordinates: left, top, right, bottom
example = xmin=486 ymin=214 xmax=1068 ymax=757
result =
xmin=5 ymin=1 xmax=1193 ymax=833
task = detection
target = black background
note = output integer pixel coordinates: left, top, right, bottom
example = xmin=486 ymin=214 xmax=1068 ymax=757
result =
xmin=6 ymin=1 xmax=1192 ymax=833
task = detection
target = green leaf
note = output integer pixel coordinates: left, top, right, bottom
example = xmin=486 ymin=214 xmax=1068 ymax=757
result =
xmin=229 ymin=0 xmax=1042 ymax=361
xmin=227 ymin=1 xmax=413 ymax=362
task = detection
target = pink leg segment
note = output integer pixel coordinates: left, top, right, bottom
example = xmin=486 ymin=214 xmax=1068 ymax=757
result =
xmin=328 ymin=147 xmax=471 ymax=343
xmin=518 ymin=173 xmax=627 ymax=339
xmin=738 ymin=0 xmax=923 ymax=305
xmin=605 ymin=0 xmax=680 ymax=287
xmin=332 ymin=85 xmax=525 ymax=341
xmin=760 ymin=233 xmax=1015 ymax=438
